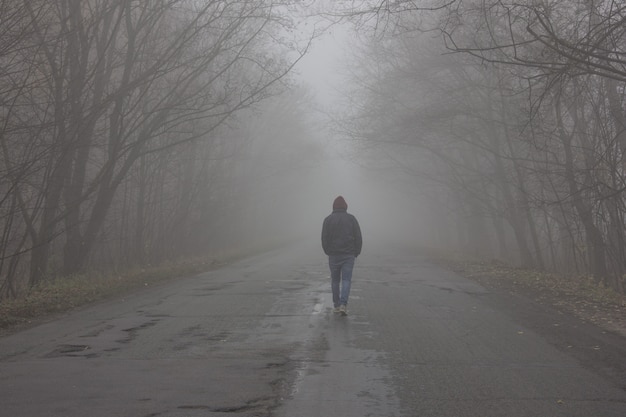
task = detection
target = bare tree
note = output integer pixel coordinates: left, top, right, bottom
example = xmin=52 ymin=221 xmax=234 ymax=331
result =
xmin=0 ymin=0 xmax=312 ymax=296
xmin=335 ymin=0 xmax=626 ymax=291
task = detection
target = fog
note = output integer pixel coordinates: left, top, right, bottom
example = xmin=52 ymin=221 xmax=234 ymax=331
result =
xmin=232 ymin=26 xmax=433 ymax=255
xmin=2 ymin=0 xmax=625 ymax=295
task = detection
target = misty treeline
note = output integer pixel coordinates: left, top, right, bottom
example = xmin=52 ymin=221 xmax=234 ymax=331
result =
xmin=0 ymin=0 xmax=318 ymax=299
xmin=340 ymin=0 xmax=626 ymax=293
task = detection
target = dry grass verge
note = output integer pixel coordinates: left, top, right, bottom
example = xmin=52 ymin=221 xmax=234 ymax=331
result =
xmin=0 ymin=239 xmax=294 ymax=335
xmin=0 ymin=256 xmax=226 ymax=334
xmin=436 ymin=256 xmax=626 ymax=337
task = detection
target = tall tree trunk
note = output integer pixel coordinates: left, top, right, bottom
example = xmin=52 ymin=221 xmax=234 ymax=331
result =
xmin=62 ymin=1 xmax=119 ymax=275
xmin=134 ymin=155 xmax=148 ymax=265
xmin=486 ymin=125 xmax=535 ymax=268
xmin=556 ymin=96 xmax=608 ymax=281
xmin=29 ymin=91 xmax=72 ymax=286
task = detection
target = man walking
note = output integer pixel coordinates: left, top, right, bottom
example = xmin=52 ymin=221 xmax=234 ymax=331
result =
xmin=322 ymin=196 xmax=362 ymax=316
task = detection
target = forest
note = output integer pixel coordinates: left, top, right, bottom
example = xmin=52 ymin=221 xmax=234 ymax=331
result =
xmin=1 ymin=0 xmax=625 ymax=300
xmin=338 ymin=0 xmax=626 ymax=294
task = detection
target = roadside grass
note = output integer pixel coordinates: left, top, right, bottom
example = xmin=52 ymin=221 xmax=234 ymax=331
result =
xmin=0 ymin=255 xmax=227 ymax=333
xmin=0 ymin=239 xmax=293 ymax=335
xmin=432 ymin=254 xmax=626 ymax=336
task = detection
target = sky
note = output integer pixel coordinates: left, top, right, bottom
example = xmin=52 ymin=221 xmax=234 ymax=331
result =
xmin=296 ymin=25 xmax=352 ymax=108
xmin=287 ymin=25 xmax=428 ymax=249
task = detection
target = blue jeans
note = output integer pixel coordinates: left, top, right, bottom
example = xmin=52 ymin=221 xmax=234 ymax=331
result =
xmin=328 ymin=255 xmax=355 ymax=307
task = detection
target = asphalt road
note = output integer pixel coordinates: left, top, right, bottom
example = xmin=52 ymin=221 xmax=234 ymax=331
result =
xmin=1 ymin=240 xmax=625 ymax=417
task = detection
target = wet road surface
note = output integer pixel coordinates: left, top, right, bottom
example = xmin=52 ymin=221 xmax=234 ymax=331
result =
xmin=0 ymin=241 xmax=625 ymax=416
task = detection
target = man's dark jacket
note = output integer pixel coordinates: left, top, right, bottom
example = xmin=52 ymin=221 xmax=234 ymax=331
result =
xmin=322 ymin=209 xmax=362 ymax=256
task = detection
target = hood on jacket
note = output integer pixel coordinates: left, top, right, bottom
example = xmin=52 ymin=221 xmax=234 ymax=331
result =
xmin=333 ymin=196 xmax=348 ymax=210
